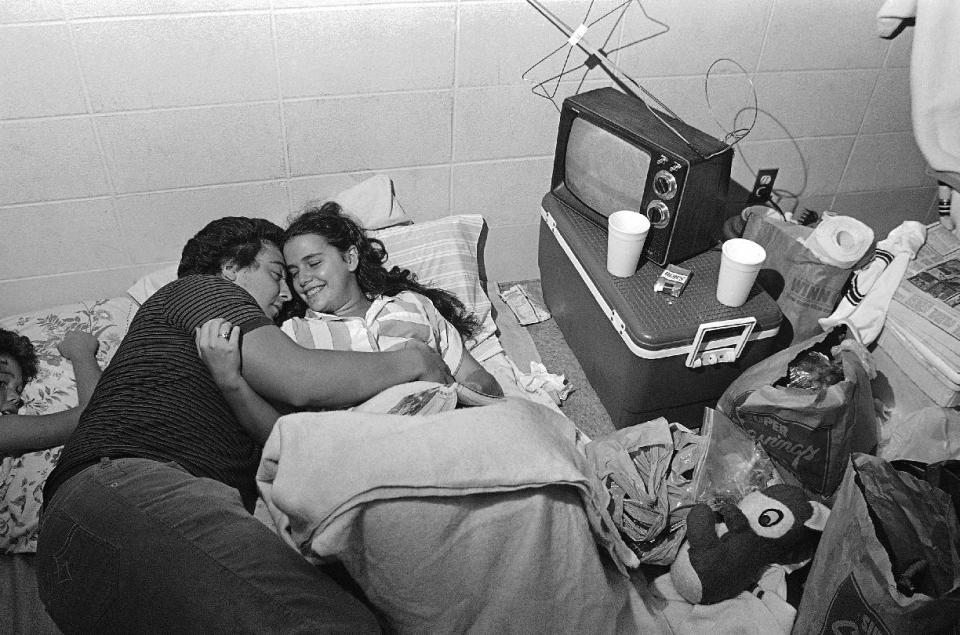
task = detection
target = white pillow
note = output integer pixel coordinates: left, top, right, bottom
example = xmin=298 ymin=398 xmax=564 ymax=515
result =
xmin=126 ymin=263 xmax=178 ymax=304
xmin=372 ymin=215 xmax=501 ymax=361
xmin=329 ymin=174 xmax=411 ymax=230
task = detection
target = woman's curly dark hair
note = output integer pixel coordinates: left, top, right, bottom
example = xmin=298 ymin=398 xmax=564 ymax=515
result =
xmin=282 ymin=202 xmax=482 ymax=339
xmin=0 ymin=328 xmax=39 ymax=386
xmin=178 ymin=217 xmax=285 ymax=277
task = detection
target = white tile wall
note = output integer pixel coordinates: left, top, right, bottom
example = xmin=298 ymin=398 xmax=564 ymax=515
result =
xmin=760 ymin=0 xmax=888 ymax=71
xmin=113 ymin=182 xmax=290 ymax=264
xmin=276 ymin=7 xmax=456 ymax=96
xmin=0 ymin=0 xmax=940 ymax=316
xmin=0 ymin=119 xmax=110 ymax=204
xmin=0 ymin=25 xmax=86 ymax=119
xmin=1 ymin=199 xmax=128 ymax=277
xmin=617 ymin=0 xmax=771 ymax=77
xmin=96 ymin=104 xmax=286 ymax=192
xmin=0 ymin=0 xmax=63 ymax=23
xmin=75 ymin=15 xmax=277 ymax=112
xmin=284 ymin=92 xmax=452 ymax=174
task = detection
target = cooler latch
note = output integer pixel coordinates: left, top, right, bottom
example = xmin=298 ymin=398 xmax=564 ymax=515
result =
xmin=685 ymin=318 xmax=757 ymax=369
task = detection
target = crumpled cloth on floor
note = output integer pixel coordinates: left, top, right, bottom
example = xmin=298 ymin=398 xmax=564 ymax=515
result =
xmin=257 ymin=398 xmax=670 ymax=633
xmin=516 ymin=360 xmax=571 ymax=404
xmin=651 ymin=564 xmax=795 ymax=634
xmin=819 ymin=221 xmax=926 ymax=344
xmin=586 ymin=417 xmax=701 ymax=566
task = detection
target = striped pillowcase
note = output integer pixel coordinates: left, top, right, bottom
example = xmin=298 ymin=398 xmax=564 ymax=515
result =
xmin=372 ymin=215 xmax=502 ymax=362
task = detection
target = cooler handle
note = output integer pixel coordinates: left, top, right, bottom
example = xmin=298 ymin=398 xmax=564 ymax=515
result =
xmin=685 ymin=317 xmax=757 ymax=368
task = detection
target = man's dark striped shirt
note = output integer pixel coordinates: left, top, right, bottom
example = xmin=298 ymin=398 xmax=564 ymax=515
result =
xmin=45 ymin=275 xmax=273 ymax=510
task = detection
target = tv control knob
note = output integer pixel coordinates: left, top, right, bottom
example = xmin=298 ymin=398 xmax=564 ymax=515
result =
xmin=652 ymin=170 xmax=678 ymax=200
xmin=646 ymin=200 xmax=671 ymax=229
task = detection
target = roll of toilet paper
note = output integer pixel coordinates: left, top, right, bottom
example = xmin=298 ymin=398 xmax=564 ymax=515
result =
xmin=803 ymin=214 xmax=874 ymax=269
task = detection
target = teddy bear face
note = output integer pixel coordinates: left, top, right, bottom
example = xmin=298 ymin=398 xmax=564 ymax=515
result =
xmin=738 ymin=489 xmax=800 ymax=541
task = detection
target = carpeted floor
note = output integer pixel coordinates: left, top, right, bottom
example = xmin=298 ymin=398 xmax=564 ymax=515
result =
xmin=496 ymin=280 xmax=615 ymax=441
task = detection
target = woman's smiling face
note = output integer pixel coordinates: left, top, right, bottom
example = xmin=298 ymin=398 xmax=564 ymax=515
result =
xmin=283 ymin=233 xmax=367 ymax=316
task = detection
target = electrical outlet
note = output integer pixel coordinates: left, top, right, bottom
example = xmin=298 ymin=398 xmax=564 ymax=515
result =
xmin=745 ymin=168 xmax=779 ymax=206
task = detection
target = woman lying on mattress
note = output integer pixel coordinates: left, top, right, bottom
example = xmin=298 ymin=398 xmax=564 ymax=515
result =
xmin=36 ymin=216 xmax=455 ymax=633
xmin=0 ymin=329 xmax=101 ymax=455
xmin=198 ymin=202 xmax=503 ymax=429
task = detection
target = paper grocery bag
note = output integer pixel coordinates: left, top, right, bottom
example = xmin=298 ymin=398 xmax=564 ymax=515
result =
xmin=792 ymin=453 xmax=960 ymax=634
xmin=717 ymin=331 xmax=878 ymax=498
xmin=742 ymin=212 xmax=853 ymax=345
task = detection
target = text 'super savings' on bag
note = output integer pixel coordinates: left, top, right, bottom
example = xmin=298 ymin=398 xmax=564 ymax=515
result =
xmin=793 ymin=453 xmax=960 ymax=634
xmin=717 ymin=330 xmax=878 ymax=498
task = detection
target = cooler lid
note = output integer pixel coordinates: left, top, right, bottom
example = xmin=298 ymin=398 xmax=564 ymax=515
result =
xmin=541 ymin=193 xmax=782 ymax=354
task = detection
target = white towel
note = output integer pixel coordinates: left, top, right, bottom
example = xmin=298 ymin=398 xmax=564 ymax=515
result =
xmin=819 ymin=221 xmax=926 ymax=344
xmin=910 ymin=1 xmax=960 ymax=176
xmin=878 ymin=1 xmax=960 ymax=230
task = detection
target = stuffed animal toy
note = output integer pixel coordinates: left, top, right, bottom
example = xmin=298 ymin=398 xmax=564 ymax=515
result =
xmin=669 ymin=484 xmax=830 ymax=605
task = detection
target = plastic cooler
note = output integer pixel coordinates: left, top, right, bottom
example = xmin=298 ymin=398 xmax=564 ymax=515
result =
xmin=538 ymin=194 xmax=783 ymax=430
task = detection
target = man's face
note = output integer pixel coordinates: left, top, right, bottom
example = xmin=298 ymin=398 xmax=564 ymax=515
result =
xmin=0 ymin=353 xmax=25 ymax=414
xmin=231 ymin=242 xmax=292 ymax=320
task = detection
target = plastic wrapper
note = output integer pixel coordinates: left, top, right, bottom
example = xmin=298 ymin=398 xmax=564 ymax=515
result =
xmin=690 ymin=408 xmax=782 ymax=510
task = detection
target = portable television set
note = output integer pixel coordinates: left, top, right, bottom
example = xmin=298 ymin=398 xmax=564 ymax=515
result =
xmin=545 ymin=86 xmax=734 ymax=266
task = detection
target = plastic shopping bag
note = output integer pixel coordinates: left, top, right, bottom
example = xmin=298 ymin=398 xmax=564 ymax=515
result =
xmin=793 ymin=453 xmax=960 ymax=634
xmin=717 ymin=329 xmax=878 ymax=498
xmin=689 ymin=408 xmax=783 ymax=510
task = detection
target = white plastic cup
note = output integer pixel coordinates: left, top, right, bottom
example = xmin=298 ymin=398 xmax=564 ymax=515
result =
xmin=717 ymin=238 xmax=766 ymax=307
xmin=606 ymin=210 xmax=651 ymax=277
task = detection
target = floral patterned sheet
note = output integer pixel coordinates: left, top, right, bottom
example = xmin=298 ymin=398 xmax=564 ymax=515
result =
xmin=0 ymin=296 xmax=136 ymax=553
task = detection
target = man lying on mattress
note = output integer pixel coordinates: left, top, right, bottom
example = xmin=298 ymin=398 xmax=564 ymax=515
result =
xmin=36 ymin=215 xmax=454 ymax=633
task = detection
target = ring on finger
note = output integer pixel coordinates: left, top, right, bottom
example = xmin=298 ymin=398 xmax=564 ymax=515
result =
xmin=218 ymin=330 xmax=230 ymax=339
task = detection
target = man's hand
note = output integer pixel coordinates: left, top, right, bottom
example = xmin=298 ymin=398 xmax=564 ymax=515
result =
xmin=57 ymin=330 xmax=100 ymax=361
xmin=195 ymin=318 xmax=243 ymax=391
xmin=399 ymin=340 xmax=455 ymax=385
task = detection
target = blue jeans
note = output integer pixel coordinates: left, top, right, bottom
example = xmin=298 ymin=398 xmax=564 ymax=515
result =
xmin=36 ymin=457 xmax=380 ymax=634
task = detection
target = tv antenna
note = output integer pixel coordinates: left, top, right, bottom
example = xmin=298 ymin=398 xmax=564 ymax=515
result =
xmin=522 ymin=0 xmax=677 ymax=119
xmin=522 ymin=0 xmax=756 ymax=159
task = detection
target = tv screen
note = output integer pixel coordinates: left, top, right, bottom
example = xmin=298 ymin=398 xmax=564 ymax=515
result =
xmin=565 ymin=116 xmax=650 ymax=217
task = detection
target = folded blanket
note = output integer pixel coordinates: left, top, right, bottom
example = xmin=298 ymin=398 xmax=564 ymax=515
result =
xmin=257 ymin=398 xmax=669 ymax=633
xmin=258 ymin=398 xmax=635 ymax=570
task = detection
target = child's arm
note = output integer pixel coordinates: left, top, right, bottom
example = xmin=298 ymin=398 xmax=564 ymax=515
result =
xmin=454 ymin=350 xmax=503 ymax=397
xmin=0 ymin=409 xmax=83 ymax=456
xmin=57 ymin=330 xmax=102 ymax=407
xmin=196 ymin=318 xmax=280 ymax=445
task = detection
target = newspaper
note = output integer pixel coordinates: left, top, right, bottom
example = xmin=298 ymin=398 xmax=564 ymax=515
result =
xmin=498 ymin=283 xmax=551 ymax=326
xmin=893 ymin=222 xmax=960 ymax=340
